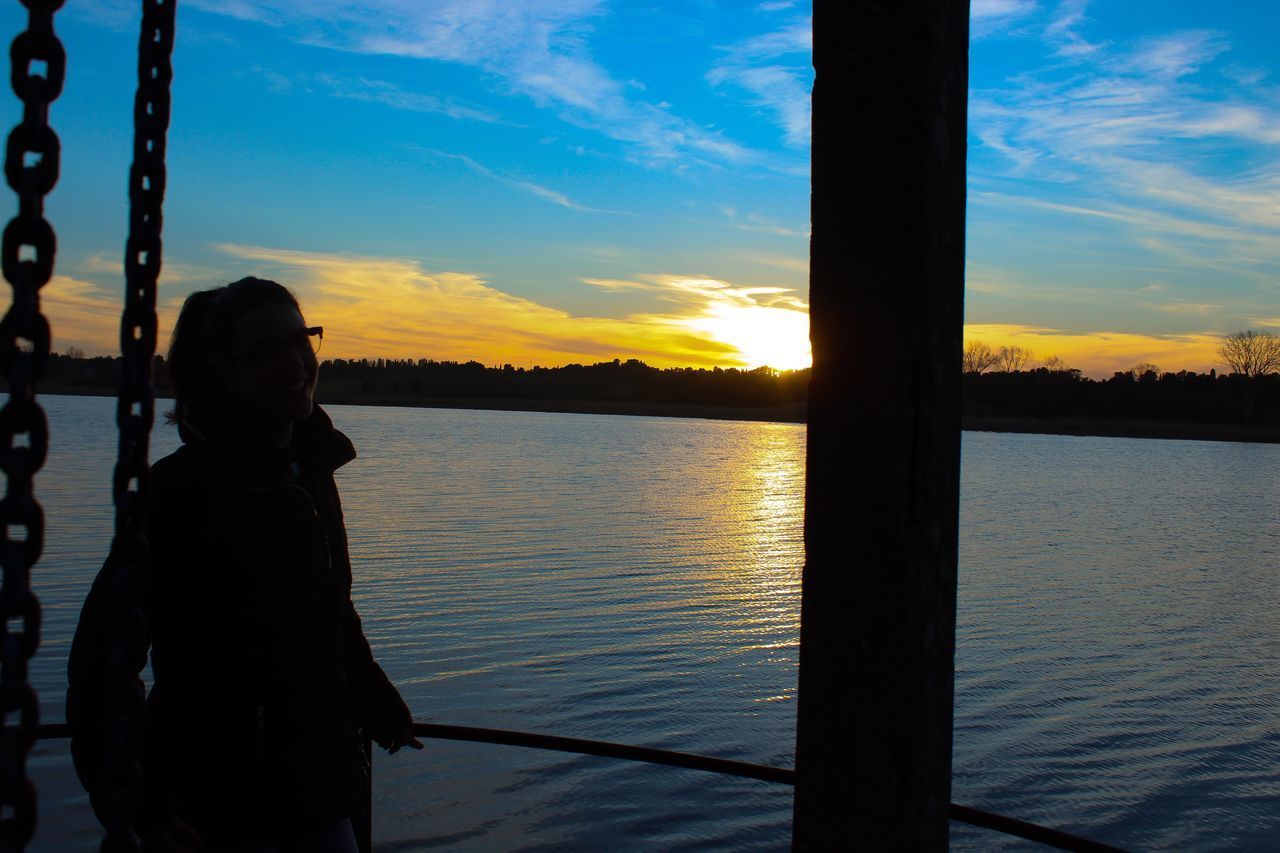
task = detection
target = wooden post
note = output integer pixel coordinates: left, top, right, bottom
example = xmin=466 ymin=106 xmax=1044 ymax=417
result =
xmin=793 ymin=2 xmax=969 ymax=849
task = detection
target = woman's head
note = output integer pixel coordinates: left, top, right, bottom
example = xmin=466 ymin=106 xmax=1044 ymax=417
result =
xmin=168 ymin=277 xmax=320 ymax=434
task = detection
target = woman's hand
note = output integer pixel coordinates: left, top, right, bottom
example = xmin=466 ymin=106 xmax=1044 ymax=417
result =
xmin=387 ymin=725 xmax=424 ymax=755
xmin=142 ymin=816 xmax=202 ymax=852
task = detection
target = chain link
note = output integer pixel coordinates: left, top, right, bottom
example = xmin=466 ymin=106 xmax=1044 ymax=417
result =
xmin=0 ymin=0 xmax=64 ymax=847
xmin=99 ymin=1 xmax=176 ymax=850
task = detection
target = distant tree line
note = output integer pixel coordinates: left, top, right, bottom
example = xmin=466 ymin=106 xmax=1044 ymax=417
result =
xmin=38 ymin=352 xmax=158 ymax=392
xmin=29 ymin=329 xmax=1280 ymax=427
xmin=963 ymin=367 xmax=1280 ymax=426
xmin=33 ymin=351 xmax=809 ymax=411
xmin=963 ymin=330 xmax=1280 ymax=427
xmin=318 ymin=357 xmax=809 ymax=408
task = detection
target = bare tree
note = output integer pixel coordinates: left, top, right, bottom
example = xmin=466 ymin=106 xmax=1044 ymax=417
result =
xmin=65 ymin=345 xmax=85 ymax=359
xmin=1041 ymin=354 xmax=1065 ymax=372
xmin=1218 ymin=330 xmax=1280 ymax=377
xmin=962 ymin=340 xmax=997 ymax=373
xmin=1131 ymin=361 xmax=1159 ymax=379
xmin=995 ymin=345 xmax=1032 ymax=373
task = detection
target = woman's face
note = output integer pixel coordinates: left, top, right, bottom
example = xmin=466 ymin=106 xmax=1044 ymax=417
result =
xmin=220 ymin=302 xmax=320 ymax=426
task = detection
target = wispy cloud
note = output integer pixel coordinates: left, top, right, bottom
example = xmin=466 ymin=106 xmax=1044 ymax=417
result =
xmin=1222 ymin=63 xmax=1268 ymax=87
xmin=1045 ymin=0 xmax=1100 ymax=56
xmin=1122 ymin=30 xmax=1228 ymax=80
xmin=973 ymin=0 xmax=1038 ymax=17
xmin=717 ymin=207 xmax=808 ymax=239
xmin=970 ymin=11 xmax=1280 ymax=310
xmin=66 ymin=0 xmax=140 ymax=29
xmin=43 ymin=275 xmax=133 ymax=354
xmin=78 ymin=252 xmax=225 ymax=286
xmin=971 ymin=0 xmax=1038 ymax=38
xmin=583 ymin=273 xmax=807 ymax=311
xmin=310 ymin=72 xmax=500 ymax=122
xmin=1100 ymin=159 xmax=1280 ymax=231
xmin=1153 ymin=302 xmax=1219 ymax=315
xmin=735 ymin=219 xmax=808 ymax=239
xmin=42 ymin=274 xmax=187 ymax=355
xmin=971 ymin=192 xmax=1280 ymax=268
xmin=412 ymin=146 xmax=630 ymax=214
xmin=741 ymin=252 xmax=809 ymax=274
xmin=186 ymin=0 xmax=770 ymax=169
xmin=708 ymin=17 xmax=812 ymax=148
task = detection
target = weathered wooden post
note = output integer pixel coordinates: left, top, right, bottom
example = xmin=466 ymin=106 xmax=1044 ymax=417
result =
xmin=793 ymin=1 xmax=969 ymax=849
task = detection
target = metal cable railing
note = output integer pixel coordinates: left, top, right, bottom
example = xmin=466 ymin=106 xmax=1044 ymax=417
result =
xmin=34 ymin=721 xmax=1124 ymax=852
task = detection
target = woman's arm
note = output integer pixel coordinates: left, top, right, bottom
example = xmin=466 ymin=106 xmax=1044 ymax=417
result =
xmin=67 ymin=550 xmax=179 ymax=831
xmin=68 ymin=467 xmax=203 ymax=835
xmin=340 ymin=598 xmax=419 ymax=751
xmin=320 ymin=475 xmax=418 ymax=749
xmin=66 ymin=552 xmax=131 ymax=815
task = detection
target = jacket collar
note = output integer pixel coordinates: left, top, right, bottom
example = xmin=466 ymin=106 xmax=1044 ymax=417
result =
xmin=181 ymin=404 xmax=356 ymax=481
xmin=291 ymin=405 xmax=357 ymax=477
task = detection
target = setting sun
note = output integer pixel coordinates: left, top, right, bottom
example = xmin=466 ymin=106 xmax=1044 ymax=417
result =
xmin=682 ymin=303 xmax=812 ymax=370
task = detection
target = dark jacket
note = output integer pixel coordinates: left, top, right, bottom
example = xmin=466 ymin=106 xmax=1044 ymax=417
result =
xmin=67 ymin=406 xmax=412 ymax=844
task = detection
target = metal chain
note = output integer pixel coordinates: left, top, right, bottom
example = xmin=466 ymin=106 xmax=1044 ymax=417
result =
xmin=0 ymin=0 xmax=64 ymax=848
xmin=99 ymin=1 xmax=176 ymax=850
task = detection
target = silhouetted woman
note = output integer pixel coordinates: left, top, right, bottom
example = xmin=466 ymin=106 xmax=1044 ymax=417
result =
xmin=68 ymin=277 xmax=421 ymax=852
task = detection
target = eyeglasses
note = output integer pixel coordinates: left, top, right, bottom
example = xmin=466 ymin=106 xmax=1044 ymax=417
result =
xmin=235 ymin=326 xmax=323 ymax=363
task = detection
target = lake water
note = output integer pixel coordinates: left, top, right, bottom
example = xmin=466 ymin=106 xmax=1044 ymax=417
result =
xmin=19 ymin=396 xmax=1280 ymax=850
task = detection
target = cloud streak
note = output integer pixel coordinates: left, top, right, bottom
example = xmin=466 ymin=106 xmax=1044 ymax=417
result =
xmin=708 ymin=17 xmax=812 ymax=148
xmin=1045 ymin=0 xmax=1099 ymax=56
xmin=43 ymin=275 xmax=135 ymax=355
xmin=973 ymin=22 xmax=1280 ymax=221
xmin=970 ymin=0 xmax=1039 ymax=38
xmin=312 ymin=72 xmax=500 ymax=122
xmin=413 ymin=146 xmax=629 ymax=214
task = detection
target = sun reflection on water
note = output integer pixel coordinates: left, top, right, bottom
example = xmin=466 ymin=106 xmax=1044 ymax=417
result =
xmin=708 ymin=424 xmax=805 ymax=704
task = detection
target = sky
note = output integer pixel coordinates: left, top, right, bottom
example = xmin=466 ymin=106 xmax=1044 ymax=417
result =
xmin=1 ymin=1 xmax=1277 ymax=377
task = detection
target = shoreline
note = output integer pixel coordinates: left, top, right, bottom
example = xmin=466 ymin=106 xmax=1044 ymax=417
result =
xmin=962 ymin=416 xmax=1280 ymax=444
xmin=24 ymin=388 xmax=1280 ymax=442
xmin=316 ymin=393 xmax=808 ymax=423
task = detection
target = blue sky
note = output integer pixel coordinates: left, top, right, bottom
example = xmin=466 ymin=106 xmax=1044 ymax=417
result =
xmin=967 ymin=0 xmax=1280 ymax=372
xmin=1 ymin=1 xmax=1277 ymax=375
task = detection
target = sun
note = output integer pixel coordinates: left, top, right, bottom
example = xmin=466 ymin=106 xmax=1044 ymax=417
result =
xmin=683 ymin=303 xmax=812 ymax=371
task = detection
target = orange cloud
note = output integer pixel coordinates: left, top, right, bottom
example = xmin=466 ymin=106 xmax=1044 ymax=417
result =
xmin=213 ymin=245 xmax=808 ymax=368
xmin=964 ymin=323 xmax=1226 ymax=377
xmin=40 ymin=273 xmax=191 ymax=358
xmin=39 ymin=264 xmax=1225 ymax=381
xmin=583 ymin=273 xmax=811 ymax=369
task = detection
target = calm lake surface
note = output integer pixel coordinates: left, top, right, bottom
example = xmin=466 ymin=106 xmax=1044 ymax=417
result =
xmin=23 ymin=396 xmax=1280 ymax=850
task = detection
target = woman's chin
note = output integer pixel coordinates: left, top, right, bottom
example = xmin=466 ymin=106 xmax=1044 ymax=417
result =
xmin=254 ymin=391 xmax=313 ymax=425
xmin=284 ymin=395 xmax=315 ymax=423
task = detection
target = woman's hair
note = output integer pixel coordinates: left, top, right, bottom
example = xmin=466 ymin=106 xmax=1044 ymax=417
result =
xmin=166 ymin=276 xmax=301 ymax=429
